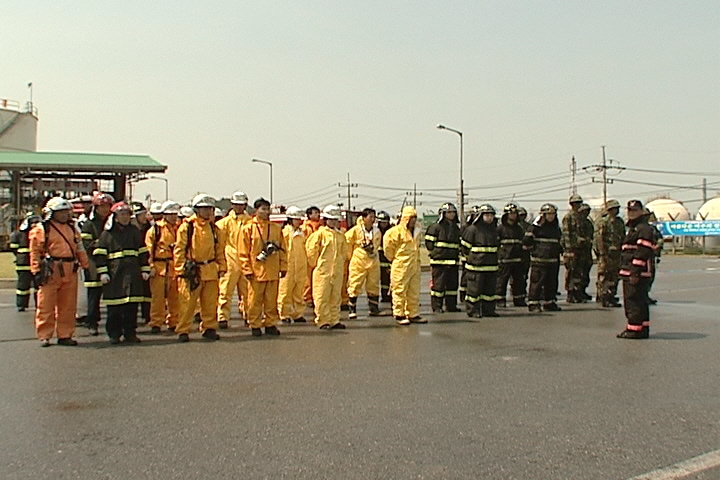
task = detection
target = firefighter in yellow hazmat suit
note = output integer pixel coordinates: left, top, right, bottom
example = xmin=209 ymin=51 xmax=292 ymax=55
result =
xmin=146 ymin=201 xmax=181 ymax=334
xmin=306 ymin=205 xmax=348 ymax=329
xmin=239 ymin=198 xmax=287 ymax=337
xmin=278 ymin=206 xmax=308 ymax=323
xmin=216 ymin=191 xmax=251 ymax=329
xmin=383 ymin=206 xmax=425 ymax=325
xmin=345 ymin=208 xmax=382 ymax=319
xmin=174 ymin=194 xmax=227 ymax=342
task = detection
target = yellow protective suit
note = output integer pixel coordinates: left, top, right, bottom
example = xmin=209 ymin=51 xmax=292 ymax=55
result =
xmin=145 ymin=219 xmax=179 ymax=329
xmin=278 ymin=224 xmax=307 ymax=321
xmin=383 ymin=207 xmax=422 ymax=319
xmin=215 ymin=210 xmax=251 ymax=325
xmin=306 ymin=225 xmax=347 ymax=327
xmin=174 ymin=215 xmax=227 ymax=335
xmin=238 ymin=217 xmax=287 ymax=329
xmin=302 ymin=219 xmax=322 ymax=303
xmin=345 ymin=217 xmax=381 ymax=300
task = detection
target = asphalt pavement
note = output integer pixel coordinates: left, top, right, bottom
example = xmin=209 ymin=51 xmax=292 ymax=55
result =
xmin=1 ymin=256 xmax=719 ymax=479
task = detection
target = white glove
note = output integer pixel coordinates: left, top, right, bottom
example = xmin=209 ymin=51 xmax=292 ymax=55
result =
xmin=141 ymin=272 xmax=150 ymax=281
xmin=100 ymin=274 xmax=110 ymax=285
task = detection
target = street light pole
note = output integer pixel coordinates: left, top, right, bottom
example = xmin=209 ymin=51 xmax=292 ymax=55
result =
xmin=148 ymin=176 xmax=169 ymax=201
xmin=436 ymin=124 xmax=465 ymax=224
xmin=252 ymin=158 xmax=273 ymax=203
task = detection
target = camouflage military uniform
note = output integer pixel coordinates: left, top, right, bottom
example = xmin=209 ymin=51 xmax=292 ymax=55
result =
xmin=577 ymin=205 xmax=594 ymax=300
xmin=561 ymin=206 xmax=587 ymax=302
xmin=593 ymin=210 xmax=625 ymax=307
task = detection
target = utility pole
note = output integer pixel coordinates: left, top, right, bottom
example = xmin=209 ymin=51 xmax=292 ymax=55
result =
xmin=338 ymin=172 xmax=358 ymax=211
xmin=406 ymin=183 xmax=422 ymax=209
xmin=702 ymin=177 xmax=707 ymax=203
xmin=570 ymin=156 xmax=577 ymax=196
xmin=582 ymin=145 xmax=625 ymax=206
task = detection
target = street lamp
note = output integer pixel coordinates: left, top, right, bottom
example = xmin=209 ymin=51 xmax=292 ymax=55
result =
xmin=147 ymin=176 xmax=169 ymax=201
xmin=436 ymin=124 xmax=464 ymax=224
xmin=252 ymin=158 xmax=273 ymax=203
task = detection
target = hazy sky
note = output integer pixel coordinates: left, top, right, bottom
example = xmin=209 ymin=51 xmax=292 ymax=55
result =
xmin=4 ymin=1 xmax=719 ymax=215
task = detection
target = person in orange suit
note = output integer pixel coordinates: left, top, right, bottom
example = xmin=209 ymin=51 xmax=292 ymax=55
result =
xmin=173 ymin=194 xmax=227 ymax=342
xmin=301 ymin=206 xmax=322 ymax=306
xmin=146 ymin=201 xmax=181 ymax=334
xmin=30 ymin=197 xmax=89 ymax=347
xmin=239 ymin=198 xmax=287 ymax=337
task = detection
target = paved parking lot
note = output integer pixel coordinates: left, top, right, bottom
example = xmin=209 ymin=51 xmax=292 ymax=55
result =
xmin=1 ymin=256 xmax=719 ymax=479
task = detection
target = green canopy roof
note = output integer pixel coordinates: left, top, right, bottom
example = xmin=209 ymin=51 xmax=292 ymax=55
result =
xmin=0 ymin=151 xmax=166 ymax=173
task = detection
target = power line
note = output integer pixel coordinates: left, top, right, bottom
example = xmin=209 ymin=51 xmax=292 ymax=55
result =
xmin=621 ymin=166 xmax=720 ymax=177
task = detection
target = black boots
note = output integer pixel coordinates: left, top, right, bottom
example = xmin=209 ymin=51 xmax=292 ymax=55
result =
xmin=368 ymin=296 xmax=381 ymax=316
xmin=444 ymin=296 xmax=460 ymax=312
xmin=513 ymin=297 xmax=527 ymax=307
xmin=431 ymin=296 xmax=444 ymax=313
xmin=617 ymin=328 xmax=649 ymax=339
xmin=348 ymin=297 xmax=358 ymax=319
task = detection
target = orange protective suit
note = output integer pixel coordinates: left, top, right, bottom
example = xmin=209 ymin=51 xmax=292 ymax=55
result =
xmin=306 ymin=225 xmax=347 ymax=327
xmin=216 ymin=210 xmax=251 ymax=326
xmin=239 ymin=216 xmax=287 ymax=329
xmin=383 ymin=207 xmax=422 ymax=319
xmin=302 ymin=218 xmax=322 ymax=303
xmin=278 ymin=224 xmax=307 ymax=321
xmin=174 ymin=214 xmax=226 ymax=334
xmin=30 ymin=220 xmax=89 ymax=341
xmin=145 ymin=219 xmax=179 ymax=329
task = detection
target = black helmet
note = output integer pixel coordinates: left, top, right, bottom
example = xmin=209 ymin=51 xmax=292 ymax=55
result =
xmin=376 ymin=210 xmax=391 ymax=222
xmin=503 ymin=203 xmax=519 ymax=214
xmin=439 ymin=203 xmax=457 ymax=214
xmin=540 ymin=203 xmax=557 ymax=214
xmin=479 ymin=204 xmax=496 ymax=215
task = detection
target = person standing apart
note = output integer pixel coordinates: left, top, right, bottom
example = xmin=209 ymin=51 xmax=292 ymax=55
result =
xmin=239 ymin=198 xmax=287 ymax=337
xmin=30 ymin=197 xmax=89 ymax=347
xmin=383 ymin=206 xmax=424 ymax=325
xmin=617 ymin=200 xmax=657 ymax=339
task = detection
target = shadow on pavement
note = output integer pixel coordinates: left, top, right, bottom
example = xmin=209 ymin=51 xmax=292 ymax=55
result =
xmin=651 ymin=332 xmax=708 ymax=340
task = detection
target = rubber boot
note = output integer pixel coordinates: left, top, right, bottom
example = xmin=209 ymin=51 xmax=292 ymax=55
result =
xmin=466 ymin=302 xmax=482 ymax=318
xmin=513 ymin=296 xmax=527 ymax=307
xmin=444 ymin=295 xmax=460 ymax=312
xmin=368 ymin=296 xmax=381 ymax=317
xmin=348 ymin=297 xmax=358 ymax=320
xmin=482 ymin=300 xmax=499 ymax=317
xmin=431 ymin=296 xmax=444 ymax=313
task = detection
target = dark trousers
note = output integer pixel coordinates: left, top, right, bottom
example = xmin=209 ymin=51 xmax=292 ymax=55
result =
xmin=16 ymin=271 xmax=35 ymax=309
xmin=431 ymin=265 xmax=459 ymax=309
xmin=380 ymin=266 xmax=391 ymax=302
xmin=622 ymin=278 xmax=650 ymax=328
xmin=496 ymin=262 xmax=526 ymax=301
xmin=106 ymin=302 xmax=139 ymax=340
xmin=466 ymin=270 xmax=497 ymax=314
xmin=86 ymin=286 xmax=103 ymax=328
xmin=528 ymin=263 xmax=560 ymax=304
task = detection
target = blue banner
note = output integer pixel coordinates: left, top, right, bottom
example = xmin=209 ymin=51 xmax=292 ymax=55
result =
xmin=655 ymin=221 xmax=720 ymax=237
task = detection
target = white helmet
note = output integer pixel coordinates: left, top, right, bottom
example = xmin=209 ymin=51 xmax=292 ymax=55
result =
xmin=45 ymin=197 xmax=72 ymax=212
xmin=161 ymin=201 xmax=181 ymax=214
xmin=321 ymin=205 xmax=342 ymax=220
xmin=192 ymin=194 xmax=216 ymax=208
xmin=286 ymin=206 xmax=304 ymax=219
xmin=149 ymin=202 xmax=164 ymax=214
xmin=180 ymin=206 xmax=194 ymax=218
xmin=231 ymin=191 xmax=249 ymax=205
xmin=214 ymin=207 xmax=223 ymax=218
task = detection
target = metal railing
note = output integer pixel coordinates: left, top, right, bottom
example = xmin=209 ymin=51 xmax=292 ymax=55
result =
xmin=0 ymin=99 xmax=38 ymax=116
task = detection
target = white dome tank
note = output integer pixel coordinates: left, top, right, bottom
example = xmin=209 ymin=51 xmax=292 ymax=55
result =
xmin=697 ymin=196 xmax=720 ymax=249
xmin=645 ymin=198 xmax=690 ymax=222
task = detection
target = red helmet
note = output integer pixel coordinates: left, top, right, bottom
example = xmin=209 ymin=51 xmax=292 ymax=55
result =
xmin=92 ymin=192 xmax=115 ymax=206
xmin=111 ymin=201 xmax=131 ymax=213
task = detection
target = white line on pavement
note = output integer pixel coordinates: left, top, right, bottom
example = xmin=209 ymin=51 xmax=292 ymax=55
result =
xmin=629 ymin=449 xmax=720 ymax=480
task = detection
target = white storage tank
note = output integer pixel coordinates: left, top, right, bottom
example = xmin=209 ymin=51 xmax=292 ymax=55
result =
xmin=696 ymin=196 xmax=720 ymax=249
xmin=0 ymin=98 xmax=38 ymax=152
xmin=645 ymin=197 xmax=691 ymax=222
